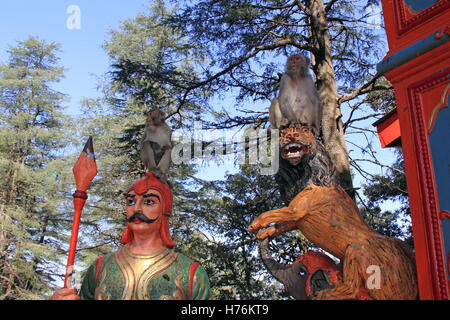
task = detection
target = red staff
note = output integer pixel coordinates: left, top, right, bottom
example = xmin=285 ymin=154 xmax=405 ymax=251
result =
xmin=64 ymin=136 xmax=97 ymax=288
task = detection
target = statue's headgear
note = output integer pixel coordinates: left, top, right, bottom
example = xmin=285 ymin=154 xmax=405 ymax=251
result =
xmin=120 ymin=172 xmax=175 ymax=248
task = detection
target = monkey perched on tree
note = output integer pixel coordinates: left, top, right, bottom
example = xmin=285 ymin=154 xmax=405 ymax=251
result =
xmin=140 ymin=109 xmax=172 ymax=183
xmin=269 ymin=54 xmax=322 ymax=136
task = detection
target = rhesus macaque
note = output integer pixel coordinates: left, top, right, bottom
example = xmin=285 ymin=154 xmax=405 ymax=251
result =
xmin=270 ymin=54 xmax=322 ymax=136
xmin=140 ymin=109 xmax=172 ymax=182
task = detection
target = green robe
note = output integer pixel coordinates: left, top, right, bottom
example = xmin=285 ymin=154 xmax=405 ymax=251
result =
xmin=80 ymin=245 xmax=210 ymax=300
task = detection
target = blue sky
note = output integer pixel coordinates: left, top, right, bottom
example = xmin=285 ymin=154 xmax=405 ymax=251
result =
xmin=0 ymin=0 xmax=149 ymax=116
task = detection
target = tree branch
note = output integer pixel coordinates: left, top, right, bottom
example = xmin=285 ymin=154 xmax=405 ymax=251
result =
xmin=168 ymin=38 xmax=314 ymax=118
xmin=338 ymin=73 xmax=393 ymax=103
xmin=344 ymin=112 xmax=385 ymax=132
xmin=250 ymin=1 xmax=297 ymax=10
xmin=325 ymin=0 xmax=340 ymax=12
xmin=350 ymin=158 xmax=405 ymax=175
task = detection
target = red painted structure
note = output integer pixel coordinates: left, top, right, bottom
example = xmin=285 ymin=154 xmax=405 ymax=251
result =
xmin=373 ymin=109 xmax=401 ymax=148
xmin=375 ymin=0 xmax=450 ymax=299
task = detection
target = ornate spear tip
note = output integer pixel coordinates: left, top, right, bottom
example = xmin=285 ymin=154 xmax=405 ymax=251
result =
xmin=73 ymin=136 xmax=98 ymax=192
xmin=83 ymin=136 xmax=95 ymax=158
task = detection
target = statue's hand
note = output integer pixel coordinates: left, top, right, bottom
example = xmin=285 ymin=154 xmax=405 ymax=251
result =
xmin=50 ymin=288 xmax=80 ymax=300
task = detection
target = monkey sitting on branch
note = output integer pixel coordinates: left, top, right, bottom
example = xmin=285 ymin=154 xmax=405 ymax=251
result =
xmin=269 ymin=54 xmax=322 ymax=136
xmin=140 ymin=109 xmax=172 ymax=183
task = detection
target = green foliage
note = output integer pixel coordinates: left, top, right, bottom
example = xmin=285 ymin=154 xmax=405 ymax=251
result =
xmin=361 ymin=150 xmax=413 ymax=247
xmin=365 ymin=77 xmax=396 ymax=112
xmin=175 ymin=165 xmax=305 ymax=299
xmin=0 ymin=37 xmax=75 ymax=299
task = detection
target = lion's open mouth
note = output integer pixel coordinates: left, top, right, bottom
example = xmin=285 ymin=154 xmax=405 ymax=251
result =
xmin=282 ymin=143 xmax=308 ymax=159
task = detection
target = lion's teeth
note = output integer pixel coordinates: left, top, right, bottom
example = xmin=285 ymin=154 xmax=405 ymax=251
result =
xmin=287 ymin=150 xmax=304 ymax=157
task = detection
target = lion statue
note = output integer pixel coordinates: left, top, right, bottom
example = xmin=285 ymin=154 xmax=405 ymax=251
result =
xmin=275 ymin=125 xmax=339 ymax=204
xmin=250 ymin=125 xmax=418 ymax=300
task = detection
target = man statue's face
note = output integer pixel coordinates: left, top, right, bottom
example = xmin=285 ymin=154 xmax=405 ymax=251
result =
xmin=125 ymin=189 xmax=163 ymax=235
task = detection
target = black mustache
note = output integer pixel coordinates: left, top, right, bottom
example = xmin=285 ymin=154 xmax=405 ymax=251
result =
xmin=126 ymin=212 xmax=159 ymax=224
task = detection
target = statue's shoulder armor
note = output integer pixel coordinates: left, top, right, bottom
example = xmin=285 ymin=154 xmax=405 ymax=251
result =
xmin=93 ymin=252 xmax=117 ymax=285
xmin=93 ymin=256 xmax=103 ymax=285
xmin=79 ymin=252 xmax=115 ymax=300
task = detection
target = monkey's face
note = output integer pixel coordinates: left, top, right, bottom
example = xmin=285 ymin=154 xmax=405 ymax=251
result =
xmin=279 ymin=126 xmax=315 ymax=165
xmin=147 ymin=110 xmax=166 ymax=125
xmin=287 ymin=55 xmax=302 ymax=67
xmin=286 ymin=54 xmax=309 ymax=75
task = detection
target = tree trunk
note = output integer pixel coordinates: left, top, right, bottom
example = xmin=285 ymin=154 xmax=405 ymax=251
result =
xmin=0 ymin=205 xmax=10 ymax=257
xmin=307 ymin=0 xmax=355 ymax=198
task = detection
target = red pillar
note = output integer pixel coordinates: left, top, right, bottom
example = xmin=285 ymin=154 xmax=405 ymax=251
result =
xmin=377 ymin=0 xmax=450 ymax=299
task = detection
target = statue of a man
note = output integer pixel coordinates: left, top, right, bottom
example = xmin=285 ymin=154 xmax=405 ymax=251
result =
xmin=51 ymin=172 xmax=210 ymax=300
